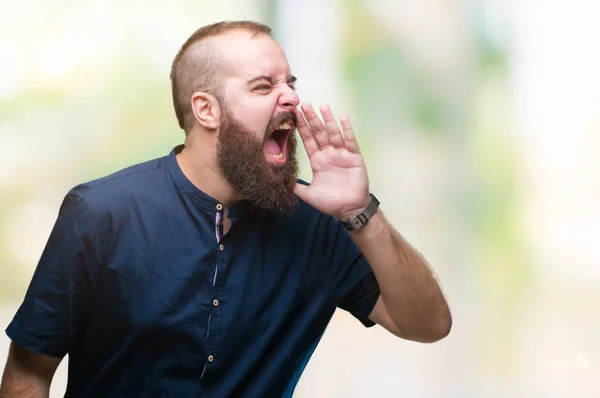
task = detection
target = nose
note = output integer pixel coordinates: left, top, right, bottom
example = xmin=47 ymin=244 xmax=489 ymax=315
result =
xmin=278 ymin=85 xmax=299 ymax=110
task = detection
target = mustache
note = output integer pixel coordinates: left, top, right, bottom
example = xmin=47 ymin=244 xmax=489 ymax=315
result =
xmin=265 ymin=111 xmax=298 ymax=137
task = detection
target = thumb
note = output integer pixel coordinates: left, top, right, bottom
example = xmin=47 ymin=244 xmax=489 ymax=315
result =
xmin=293 ymin=183 xmax=309 ymax=202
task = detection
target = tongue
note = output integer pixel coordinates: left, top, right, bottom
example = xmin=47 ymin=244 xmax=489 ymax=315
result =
xmin=266 ymin=137 xmax=281 ymax=155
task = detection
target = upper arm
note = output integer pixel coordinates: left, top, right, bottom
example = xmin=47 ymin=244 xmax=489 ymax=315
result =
xmin=0 ymin=342 xmax=63 ymax=396
xmin=5 ymin=192 xmax=104 ymax=359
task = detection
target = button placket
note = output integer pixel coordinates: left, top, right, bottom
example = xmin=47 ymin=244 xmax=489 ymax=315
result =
xmin=201 ymin=203 xmax=227 ymax=378
xmin=203 ymin=204 xmax=225 ymax=379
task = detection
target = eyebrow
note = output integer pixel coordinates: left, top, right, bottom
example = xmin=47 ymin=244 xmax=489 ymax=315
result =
xmin=247 ymin=75 xmax=297 ymax=85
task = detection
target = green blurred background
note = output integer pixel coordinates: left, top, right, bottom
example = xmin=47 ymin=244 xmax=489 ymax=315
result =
xmin=1 ymin=0 xmax=599 ymax=396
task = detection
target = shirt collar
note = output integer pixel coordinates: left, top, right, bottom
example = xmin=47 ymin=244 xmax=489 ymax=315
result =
xmin=165 ymin=145 xmax=251 ymax=218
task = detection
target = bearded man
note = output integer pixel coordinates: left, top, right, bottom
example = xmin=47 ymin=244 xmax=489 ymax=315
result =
xmin=1 ymin=21 xmax=451 ymax=398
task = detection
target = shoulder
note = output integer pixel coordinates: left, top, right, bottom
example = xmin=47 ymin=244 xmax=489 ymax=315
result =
xmin=63 ymin=155 xmax=169 ymax=215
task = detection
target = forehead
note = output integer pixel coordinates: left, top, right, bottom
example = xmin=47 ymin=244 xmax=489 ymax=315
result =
xmin=212 ymin=30 xmax=292 ymax=81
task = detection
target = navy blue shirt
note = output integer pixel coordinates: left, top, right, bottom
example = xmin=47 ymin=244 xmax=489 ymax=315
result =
xmin=6 ymin=145 xmax=380 ymax=397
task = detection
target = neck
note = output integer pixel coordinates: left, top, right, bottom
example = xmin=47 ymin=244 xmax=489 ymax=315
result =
xmin=175 ymin=131 xmax=243 ymax=209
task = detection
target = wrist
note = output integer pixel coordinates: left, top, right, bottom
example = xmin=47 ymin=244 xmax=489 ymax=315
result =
xmin=338 ymin=199 xmax=370 ymax=221
xmin=339 ymin=194 xmax=380 ymax=231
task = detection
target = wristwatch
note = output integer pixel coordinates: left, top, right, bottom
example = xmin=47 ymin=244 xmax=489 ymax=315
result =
xmin=341 ymin=194 xmax=380 ymax=231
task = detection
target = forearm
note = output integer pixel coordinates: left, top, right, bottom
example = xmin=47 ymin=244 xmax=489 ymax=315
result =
xmin=349 ymin=210 xmax=451 ymax=341
xmin=0 ymin=369 xmax=50 ymax=398
xmin=0 ymin=343 xmax=60 ymax=398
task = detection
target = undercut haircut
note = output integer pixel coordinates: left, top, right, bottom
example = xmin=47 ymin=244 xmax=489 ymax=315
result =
xmin=170 ymin=21 xmax=272 ymax=134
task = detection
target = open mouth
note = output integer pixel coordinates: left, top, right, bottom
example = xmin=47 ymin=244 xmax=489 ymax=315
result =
xmin=265 ymin=120 xmax=294 ymax=163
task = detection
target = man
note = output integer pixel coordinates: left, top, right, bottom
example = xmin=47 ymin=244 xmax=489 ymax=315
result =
xmin=1 ymin=21 xmax=451 ymax=397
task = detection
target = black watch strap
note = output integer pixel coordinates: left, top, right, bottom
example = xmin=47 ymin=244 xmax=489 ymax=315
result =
xmin=341 ymin=194 xmax=380 ymax=231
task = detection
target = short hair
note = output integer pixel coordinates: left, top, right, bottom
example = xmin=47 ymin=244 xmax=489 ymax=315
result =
xmin=170 ymin=21 xmax=272 ymax=134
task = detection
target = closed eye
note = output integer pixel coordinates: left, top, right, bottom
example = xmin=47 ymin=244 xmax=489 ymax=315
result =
xmin=254 ymin=85 xmax=272 ymax=91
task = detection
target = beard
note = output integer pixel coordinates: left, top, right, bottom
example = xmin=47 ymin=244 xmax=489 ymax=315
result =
xmin=216 ymin=103 xmax=299 ymax=215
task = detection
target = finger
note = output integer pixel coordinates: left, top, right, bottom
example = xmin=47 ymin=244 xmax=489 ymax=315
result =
xmin=294 ymin=108 xmax=319 ymax=158
xmin=340 ymin=113 xmax=361 ymax=154
xmin=319 ymin=104 xmax=345 ymax=148
xmin=301 ymin=102 xmax=330 ymax=149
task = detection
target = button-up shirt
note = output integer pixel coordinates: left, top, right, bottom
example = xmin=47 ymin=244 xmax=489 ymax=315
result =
xmin=6 ymin=145 xmax=380 ymax=397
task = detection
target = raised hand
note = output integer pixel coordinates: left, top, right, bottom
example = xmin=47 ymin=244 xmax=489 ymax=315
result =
xmin=293 ymin=103 xmax=370 ymax=221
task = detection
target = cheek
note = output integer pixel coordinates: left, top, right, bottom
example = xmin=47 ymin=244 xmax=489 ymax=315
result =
xmin=241 ymin=107 xmax=274 ymax=136
xmin=225 ymin=93 xmax=277 ymax=136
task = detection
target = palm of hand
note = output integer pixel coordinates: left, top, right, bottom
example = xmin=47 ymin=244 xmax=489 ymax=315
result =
xmin=293 ymin=104 xmax=370 ymax=220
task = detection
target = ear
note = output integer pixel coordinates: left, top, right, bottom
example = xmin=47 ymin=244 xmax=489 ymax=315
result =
xmin=191 ymin=92 xmax=221 ymax=130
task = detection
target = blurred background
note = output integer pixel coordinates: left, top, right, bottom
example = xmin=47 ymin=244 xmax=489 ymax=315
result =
xmin=1 ymin=0 xmax=599 ymax=396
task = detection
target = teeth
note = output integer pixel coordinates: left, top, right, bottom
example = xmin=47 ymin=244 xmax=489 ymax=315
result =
xmin=274 ymin=153 xmax=283 ymax=160
xmin=276 ymin=122 xmax=292 ymax=130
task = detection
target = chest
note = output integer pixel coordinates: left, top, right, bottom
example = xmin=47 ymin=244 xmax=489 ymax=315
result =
xmin=85 ymin=206 xmax=340 ymax=387
xmin=98 ymin=214 xmax=329 ymax=336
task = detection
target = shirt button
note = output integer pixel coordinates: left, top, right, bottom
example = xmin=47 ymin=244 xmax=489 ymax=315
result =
xmin=219 ymin=244 xmax=224 ymax=251
xmin=208 ymin=355 xmax=214 ymax=363
xmin=216 ymin=204 xmax=223 ymax=211
xmin=213 ymin=299 xmax=219 ymax=307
